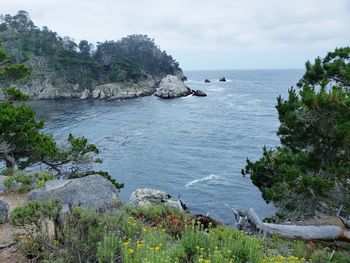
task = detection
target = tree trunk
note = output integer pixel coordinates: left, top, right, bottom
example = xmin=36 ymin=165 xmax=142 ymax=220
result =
xmin=232 ymin=208 xmax=350 ymax=242
xmin=0 ymin=142 xmax=15 ymax=170
xmin=4 ymin=153 xmax=15 ymax=170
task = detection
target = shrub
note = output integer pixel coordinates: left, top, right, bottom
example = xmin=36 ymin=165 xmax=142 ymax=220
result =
xmin=3 ymin=170 xmax=53 ymax=192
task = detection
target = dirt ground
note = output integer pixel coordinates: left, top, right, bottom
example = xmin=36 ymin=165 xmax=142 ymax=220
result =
xmin=0 ymin=192 xmax=28 ymax=263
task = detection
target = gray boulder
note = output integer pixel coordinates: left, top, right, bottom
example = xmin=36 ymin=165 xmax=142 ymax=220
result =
xmin=28 ymin=175 xmax=120 ymax=214
xmin=0 ymin=200 xmax=9 ymax=223
xmin=193 ymin=90 xmax=207 ymax=97
xmin=155 ymin=75 xmax=191 ymax=99
xmin=92 ymin=89 xmax=101 ymax=99
xmin=130 ymin=188 xmax=186 ymax=211
xmin=80 ymin=89 xmax=91 ymax=99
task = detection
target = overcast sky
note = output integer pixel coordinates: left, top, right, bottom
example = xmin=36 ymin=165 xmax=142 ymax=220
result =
xmin=2 ymin=0 xmax=350 ymax=70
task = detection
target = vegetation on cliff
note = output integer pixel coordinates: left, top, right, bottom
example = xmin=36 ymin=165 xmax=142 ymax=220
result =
xmin=0 ymin=10 xmax=182 ymax=92
xmin=11 ymin=201 xmax=350 ymax=263
xmin=0 ymin=44 xmax=123 ymax=189
xmin=243 ymin=47 xmax=350 ymax=220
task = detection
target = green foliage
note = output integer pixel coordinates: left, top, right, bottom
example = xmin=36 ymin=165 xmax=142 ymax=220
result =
xmin=0 ymin=43 xmax=29 ymax=87
xmin=0 ymin=63 xmax=29 ymax=84
xmin=20 ymin=235 xmax=50 ymax=260
xmin=3 ymin=170 xmax=53 ymax=192
xmin=0 ymin=46 xmax=121 ymax=191
xmin=0 ymin=46 xmax=44 ymax=169
xmin=11 ymin=199 xmax=62 ymax=237
xmin=126 ymin=204 xmax=191 ymax=236
xmin=297 ymin=47 xmax=350 ymax=88
xmin=28 ymin=133 xmax=123 ymax=189
xmin=244 ymin=47 xmax=350 ymax=219
xmin=11 ymin=200 xmax=61 ymax=260
xmin=0 ymin=11 xmax=182 ymax=88
xmin=0 ymin=100 xmax=45 ymax=168
xmin=96 ymin=234 xmax=121 ymax=262
xmin=93 ymin=170 xmax=124 ymax=190
xmin=3 ymin=86 xmax=30 ymax=101
xmin=112 ymin=35 xmax=180 ymax=77
xmin=13 ymin=202 xmax=350 ymax=263
xmin=0 ymin=167 xmax=14 ymax=176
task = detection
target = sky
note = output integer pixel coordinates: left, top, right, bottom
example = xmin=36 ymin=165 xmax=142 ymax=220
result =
xmin=1 ymin=0 xmax=350 ymax=70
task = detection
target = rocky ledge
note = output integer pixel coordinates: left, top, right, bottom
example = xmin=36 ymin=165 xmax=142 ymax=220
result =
xmin=155 ymin=75 xmax=192 ymax=98
xmin=86 ymin=78 xmax=156 ymax=100
xmin=130 ymin=188 xmax=187 ymax=211
xmin=4 ymin=73 xmax=207 ymax=101
xmin=155 ymin=75 xmax=207 ymax=99
xmin=28 ymin=175 xmax=120 ymax=215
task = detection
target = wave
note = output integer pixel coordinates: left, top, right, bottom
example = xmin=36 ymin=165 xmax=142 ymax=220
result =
xmin=207 ymin=87 xmax=226 ymax=92
xmin=186 ymin=79 xmax=206 ymax=84
xmin=185 ymin=174 xmax=222 ymax=188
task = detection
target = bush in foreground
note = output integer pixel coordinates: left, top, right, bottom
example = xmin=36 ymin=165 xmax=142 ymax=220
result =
xmin=243 ymin=47 xmax=350 ymax=220
xmin=10 ymin=201 xmax=350 ymax=263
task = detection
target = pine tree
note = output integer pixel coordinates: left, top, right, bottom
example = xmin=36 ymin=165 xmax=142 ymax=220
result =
xmin=243 ymin=47 xmax=350 ymax=220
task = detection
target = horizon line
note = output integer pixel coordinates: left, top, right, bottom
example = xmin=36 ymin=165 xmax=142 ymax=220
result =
xmin=183 ymin=68 xmax=304 ymax=72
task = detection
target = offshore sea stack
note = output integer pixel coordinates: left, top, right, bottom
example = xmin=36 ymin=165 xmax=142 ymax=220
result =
xmin=155 ymin=75 xmax=192 ymax=99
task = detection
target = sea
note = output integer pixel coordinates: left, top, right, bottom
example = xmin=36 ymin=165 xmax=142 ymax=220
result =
xmin=31 ymin=69 xmax=303 ymax=225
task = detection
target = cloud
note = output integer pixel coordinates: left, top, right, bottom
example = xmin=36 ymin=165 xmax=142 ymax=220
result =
xmin=1 ymin=0 xmax=349 ymax=69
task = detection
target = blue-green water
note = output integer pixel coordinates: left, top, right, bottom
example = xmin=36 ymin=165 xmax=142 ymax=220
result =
xmin=32 ymin=69 xmax=303 ymax=225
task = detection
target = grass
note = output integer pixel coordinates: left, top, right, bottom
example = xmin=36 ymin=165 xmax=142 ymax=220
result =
xmin=9 ymin=201 xmax=350 ymax=263
xmin=1 ymin=169 xmax=53 ymax=192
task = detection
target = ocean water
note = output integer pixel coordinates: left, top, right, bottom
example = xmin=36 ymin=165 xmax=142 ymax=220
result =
xmin=31 ymin=69 xmax=303 ymax=225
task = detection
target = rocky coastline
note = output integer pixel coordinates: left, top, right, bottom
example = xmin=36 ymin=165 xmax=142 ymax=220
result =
xmin=1 ymin=72 xmax=207 ymax=101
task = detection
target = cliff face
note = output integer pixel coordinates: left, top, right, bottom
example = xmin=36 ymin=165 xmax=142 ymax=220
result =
xmin=0 ymin=11 xmax=186 ymax=100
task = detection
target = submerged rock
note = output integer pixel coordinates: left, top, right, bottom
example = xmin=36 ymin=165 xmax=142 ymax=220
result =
xmin=192 ymin=90 xmax=207 ymax=97
xmin=130 ymin=188 xmax=186 ymax=211
xmin=155 ymin=75 xmax=191 ymax=99
xmin=204 ymin=79 xmax=211 ymax=83
xmin=28 ymin=175 xmax=120 ymax=215
xmin=219 ymin=77 xmax=226 ymax=82
xmin=0 ymin=200 xmax=9 ymax=223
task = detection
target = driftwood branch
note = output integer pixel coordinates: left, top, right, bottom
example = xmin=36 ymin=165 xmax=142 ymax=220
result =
xmin=227 ymin=206 xmax=350 ymax=242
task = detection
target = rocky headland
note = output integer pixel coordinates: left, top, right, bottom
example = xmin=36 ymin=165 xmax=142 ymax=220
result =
xmin=0 ymin=12 xmax=204 ymax=101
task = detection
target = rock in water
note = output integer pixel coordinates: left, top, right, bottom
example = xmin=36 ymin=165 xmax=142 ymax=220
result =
xmin=155 ymin=75 xmax=191 ymax=98
xmin=0 ymin=200 xmax=9 ymax=223
xmin=193 ymin=90 xmax=207 ymax=97
xmin=80 ymin=89 xmax=90 ymax=99
xmin=28 ymin=175 xmax=120 ymax=215
xmin=204 ymin=79 xmax=211 ymax=83
xmin=92 ymin=89 xmax=101 ymax=99
xmin=130 ymin=188 xmax=186 ymax=211
xmin=219 ymin=77 xmax=226 ymax=82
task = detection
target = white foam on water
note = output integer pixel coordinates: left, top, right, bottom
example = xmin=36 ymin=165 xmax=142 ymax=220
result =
xmin=185 ymin=174 xmax=222 ymax=188
xmin=207 ymin=87 xmax=226 ymax=92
